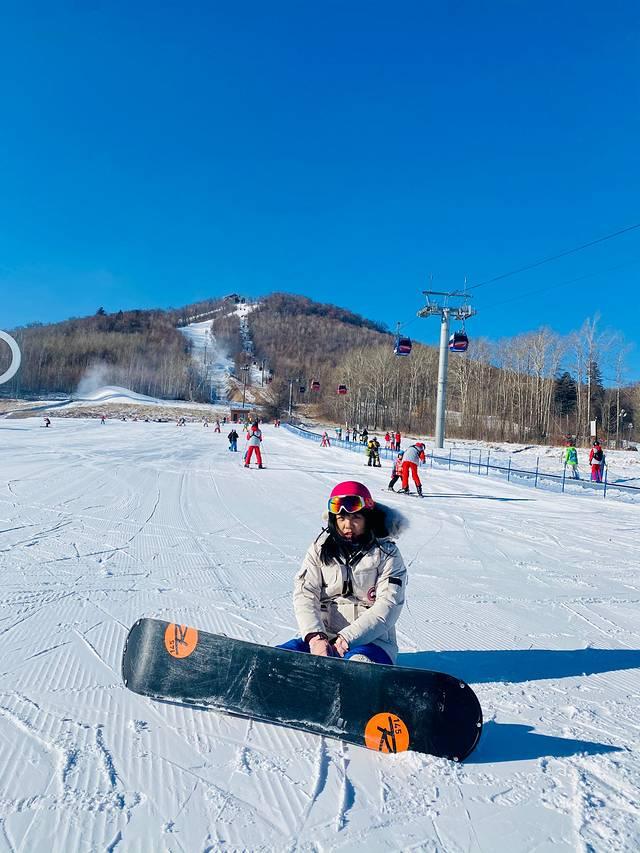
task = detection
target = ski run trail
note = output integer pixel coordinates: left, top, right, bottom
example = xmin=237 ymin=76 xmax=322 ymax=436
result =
xmin=0 ymin=417 xmax=638 ymax=853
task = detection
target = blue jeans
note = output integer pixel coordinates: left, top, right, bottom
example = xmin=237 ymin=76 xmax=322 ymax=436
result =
xmin=277 ymin=637 xmax=392 ymax=665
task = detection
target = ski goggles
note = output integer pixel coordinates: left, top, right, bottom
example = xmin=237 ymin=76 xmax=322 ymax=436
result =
xmin=327 ymin=494 xmax=371 ymax=515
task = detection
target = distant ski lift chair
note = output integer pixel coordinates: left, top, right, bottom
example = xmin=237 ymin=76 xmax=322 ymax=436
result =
xmin=299 ymin=386 xmax=306 ymax=394
xmin=448 ymin=331 xmax=469 ymax=352
xmin=311 ymin=380 xmax=321 ymax=392
xmin=337 ymin=384 xmax=348 ymax=395
xmin=394 ymin=336 xmax=412 ymax=356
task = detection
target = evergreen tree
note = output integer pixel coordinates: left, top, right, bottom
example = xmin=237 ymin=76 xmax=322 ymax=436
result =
xmin=554 ymin=371 xmax=577 ymax=415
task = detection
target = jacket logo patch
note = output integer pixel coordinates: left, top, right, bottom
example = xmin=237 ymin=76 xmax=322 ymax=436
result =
xmin=367 ymin=586 xmax=377 ymax=602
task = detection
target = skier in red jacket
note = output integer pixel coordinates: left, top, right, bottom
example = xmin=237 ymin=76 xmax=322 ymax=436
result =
xmin=588 ymin=441 xmax=605 ymax=483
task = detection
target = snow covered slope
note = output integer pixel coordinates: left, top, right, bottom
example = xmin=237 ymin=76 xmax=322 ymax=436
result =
xmin=0 ymin=419 xmax=638 ymax=851
xmin=179 ymin=319 xmax=233 ymax=403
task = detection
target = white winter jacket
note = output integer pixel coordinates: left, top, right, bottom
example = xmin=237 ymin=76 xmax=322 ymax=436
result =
xmin=247 ymin=429 xmax=262 ymax=447
xmin=402 ymin=444 xmax=425 ymax=465
xmin=293 ymin=531 xmax=407 ymax=662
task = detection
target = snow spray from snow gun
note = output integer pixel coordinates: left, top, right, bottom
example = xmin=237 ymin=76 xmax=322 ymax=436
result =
xmin=0 ymin=331 xmax=21 ymax=385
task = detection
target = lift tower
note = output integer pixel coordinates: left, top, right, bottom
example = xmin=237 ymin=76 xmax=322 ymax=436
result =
xmin=417 ymin=291 xmax=476 ymax=449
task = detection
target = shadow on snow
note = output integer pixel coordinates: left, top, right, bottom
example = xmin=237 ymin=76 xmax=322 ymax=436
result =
xmin=467 ymin=721 xmax=622 ymax=764
xmin=424 ymin=493 xmax=534 ymax=501
xmin=397 ymin=647 xmax=640 ymax=684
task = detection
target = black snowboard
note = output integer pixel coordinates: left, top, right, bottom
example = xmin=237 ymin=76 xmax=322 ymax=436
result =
xmin=122 ymin=617 xmax=483 ymax=760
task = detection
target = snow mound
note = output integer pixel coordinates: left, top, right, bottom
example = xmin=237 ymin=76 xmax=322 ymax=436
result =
xmin=72 ymin=385 xmax=163 ymax=404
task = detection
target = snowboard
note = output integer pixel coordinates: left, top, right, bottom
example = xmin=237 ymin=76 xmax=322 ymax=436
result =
xmin=122 ymin=618 xmax=483 ymax=760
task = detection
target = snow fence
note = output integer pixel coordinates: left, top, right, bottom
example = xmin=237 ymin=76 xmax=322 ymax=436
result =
xmin=283 ymin=424 xmax=640 ymax=503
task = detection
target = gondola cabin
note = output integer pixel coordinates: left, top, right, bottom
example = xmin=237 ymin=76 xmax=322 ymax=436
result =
xmin=311 ymin=380 xmax=321 ymax=392
xmin=394 ymin=336 xmax=412 ymax=356
xmin=299 ymin=386 xmax=306 ymax=394
xmin=448 ymin=331 xmax=469 ymax=352
xmin=337 ymin=384 xmax=348 ymax=395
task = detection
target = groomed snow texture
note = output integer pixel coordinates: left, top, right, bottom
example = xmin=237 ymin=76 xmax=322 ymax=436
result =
xmin=0 ymin=418 xmax=638 ymax=852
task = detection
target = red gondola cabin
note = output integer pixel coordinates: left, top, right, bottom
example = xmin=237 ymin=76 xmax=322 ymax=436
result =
xmin=448 ymin=332 xmax=469 ymax=352
xmin=393 ymin=336 xmax=412 ymax=356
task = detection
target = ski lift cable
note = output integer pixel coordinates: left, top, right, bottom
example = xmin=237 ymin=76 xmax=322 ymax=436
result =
xmin=467 ymin=221 xmax=640 ymax=292
xmin=482 ymin=255 xmax=640 ymax=311
xmin=394 ymin=223 xmax=639 ymax=332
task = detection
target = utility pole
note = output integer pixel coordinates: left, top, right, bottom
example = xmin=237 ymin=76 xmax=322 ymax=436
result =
xmin=241 ymin=365 xmax=250 ymax=409
xmin=586 ymin=362 xmax=591 ymax=443
xmin=417 ymin=291 xmax=475 ymax=449
xmin=287 ymin=377 xmax=300 ymax=417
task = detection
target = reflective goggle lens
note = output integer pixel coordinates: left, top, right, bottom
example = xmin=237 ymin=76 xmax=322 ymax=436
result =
xmin=328 ymin=495 xmax=367 ymax=514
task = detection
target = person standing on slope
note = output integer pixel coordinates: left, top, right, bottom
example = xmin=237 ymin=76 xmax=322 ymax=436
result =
xmin=394 ymin=430 xmax=402 ymax=451
xmin=277 ymin=481 xmax=407 ymax=664
xmin=320 ymin=430 xmax=331 ymax=447
xmin=367 ymin=437 xmax=381 ymax=467
xmin=387 ymin=452 xmax=404 ymax=491
xmin=400 ymin=442 xmax=426 ymax=495
xmin=228 ymin=428 xmax=239 ymax=452
xmin=245 ymin=421 xmax=264 ymax=468
xmin=589 ymin=440 xmax=605 ymax=483
xmin=564 ymin=440 xmax=580 ymax=479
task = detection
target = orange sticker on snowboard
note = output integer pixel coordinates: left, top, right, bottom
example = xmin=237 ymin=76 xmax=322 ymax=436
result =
xmin=364 ymin=713 xmax=410 ymax=753
xmin=164 ymin=623 xmax=199 ymax=658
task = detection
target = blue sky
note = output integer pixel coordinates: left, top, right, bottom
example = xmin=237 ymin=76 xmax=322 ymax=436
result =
xmin=1 ymin=1 xmax=639 ymax=380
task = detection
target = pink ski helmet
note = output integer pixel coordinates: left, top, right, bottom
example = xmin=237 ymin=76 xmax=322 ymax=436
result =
xmin=328 ymin=481 xmax=375 ymax=515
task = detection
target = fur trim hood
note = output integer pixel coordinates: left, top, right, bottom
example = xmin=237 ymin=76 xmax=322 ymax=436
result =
xmin=376 ymin=502 xmax=409 ymax=538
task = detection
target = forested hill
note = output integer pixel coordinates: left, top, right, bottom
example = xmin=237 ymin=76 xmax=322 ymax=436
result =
xmin=248 ymin=293 xmax=391 ymax=377
xmin=1 ymin=296 xmax=230 ymax=401
xmin=0 ymin=293 xmax=397 ymax=403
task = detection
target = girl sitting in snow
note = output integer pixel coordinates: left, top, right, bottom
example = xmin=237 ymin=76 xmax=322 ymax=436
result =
xmin=278 ymin=481 xmax=407 ymax=665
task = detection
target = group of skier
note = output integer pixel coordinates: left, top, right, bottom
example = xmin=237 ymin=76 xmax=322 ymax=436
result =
xmin=388 ymin=441 xmax=427 ymax=495
xmin=384 ymin=431 xmax=402 ymax=451
xmin=564 ymin=439 xmax=606 ymax=482
xmin=223 ymin=420 xmax=265 ymax=467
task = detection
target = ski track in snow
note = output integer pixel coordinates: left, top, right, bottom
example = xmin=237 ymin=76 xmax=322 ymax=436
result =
xmin=0 ymin=416 xmax=639 ymax=851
